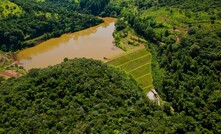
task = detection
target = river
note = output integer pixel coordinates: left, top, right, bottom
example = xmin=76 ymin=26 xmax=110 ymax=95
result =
xmin=16 ymin=17 xmax=123 ymax=70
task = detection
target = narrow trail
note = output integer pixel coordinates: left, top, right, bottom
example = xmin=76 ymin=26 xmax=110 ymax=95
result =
xmin=173 ymin=28 xmax=188 ymax=44
xmin=175 ymin=35 xmax=180 ymax=44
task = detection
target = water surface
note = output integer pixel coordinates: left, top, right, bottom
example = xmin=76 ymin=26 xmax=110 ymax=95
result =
xmin=16 ymin=18 xmax=123 ymax=70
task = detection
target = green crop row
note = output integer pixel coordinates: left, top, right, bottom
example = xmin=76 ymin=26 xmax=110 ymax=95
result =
xmin=107 ymin=48 xmax=148 ymax=66
xmin=107 ymin=48 xmax=153 ymax=91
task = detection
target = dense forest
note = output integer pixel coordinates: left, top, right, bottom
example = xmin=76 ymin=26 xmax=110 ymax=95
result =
xmin=1 ymin=58 xmax=219 ymax=133
xmin=0 ymin=58 xmax=175 ymax=133
xmin=0 ymin=0 xmax=110 ymax=51
xmin=114 ymin=0 xmax=221 ymax=132
xmin=0 ymin=0 xmax=221 ymax=133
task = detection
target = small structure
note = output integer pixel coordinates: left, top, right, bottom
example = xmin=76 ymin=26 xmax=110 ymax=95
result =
xmin=147 ymin=89 xmax=160 ymax=106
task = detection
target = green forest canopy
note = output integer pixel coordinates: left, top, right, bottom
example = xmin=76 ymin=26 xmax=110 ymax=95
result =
xmin=0 ymin=58 xmax=167 ymax=133
xmin=0 ymin=0 xmax=221 ymax=133
xmin=114 ymin=0 xmax=221 ymax=132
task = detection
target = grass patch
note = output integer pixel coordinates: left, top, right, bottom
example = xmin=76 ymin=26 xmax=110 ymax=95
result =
xmin=129 ymin=63 xmax=151 ymax=78
xmin=36 ymin=0 xmax=45 ymax=2
xmin=143 ymin=85 xmax=154 ymax=91
xmin=107 ymin=48 xmax=153 ymax=92
xmin=107 ymin=49 xmax=148 ymax=66
xmin=120 ymin=54 xmax=151 ymax=72
xmin=136 ymin=73 xmax=153 ymax=88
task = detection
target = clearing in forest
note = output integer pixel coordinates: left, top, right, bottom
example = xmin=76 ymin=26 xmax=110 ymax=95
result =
xmin=107 ymin=48 xmax=153 ymax=92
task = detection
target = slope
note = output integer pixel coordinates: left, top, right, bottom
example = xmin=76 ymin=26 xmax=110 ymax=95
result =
xmin=107 ymin=48 xmax=153 ymax=92
xmin=0 ymin=58 xmax=166 ymax=133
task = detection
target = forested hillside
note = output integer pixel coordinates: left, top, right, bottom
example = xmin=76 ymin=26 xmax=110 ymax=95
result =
xmin=0 ymin=0 xmax=220 ymax=133
xmin=0 ymin=58 xmax=177 ymax=133
xmin=112 ymin=0 xmax=221 ymax=132
xmin=0 ymin=0 xmax=110 ymax=51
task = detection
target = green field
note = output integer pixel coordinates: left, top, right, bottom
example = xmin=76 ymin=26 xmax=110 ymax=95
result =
xmin=107 ymin=48 xmax=153 ymax=92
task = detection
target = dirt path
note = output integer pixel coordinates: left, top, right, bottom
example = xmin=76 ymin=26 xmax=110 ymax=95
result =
xmin=175 ymin=35 xmax=180 ymax=44
xmin=103 ymin=45 xmax=145 ymax=63
xmin=173 ymin=28 xmax=188 ymax=44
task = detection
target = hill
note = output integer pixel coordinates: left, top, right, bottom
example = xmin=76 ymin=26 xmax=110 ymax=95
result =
xmin=3 ymin=58 xmax=218 ymax=133
xmin=0 ymin=58 xmax=171 ymax=133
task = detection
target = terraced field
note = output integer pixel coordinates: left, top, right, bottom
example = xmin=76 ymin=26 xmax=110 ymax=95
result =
xmin=107 ymin=48 xmax=153 ymax=92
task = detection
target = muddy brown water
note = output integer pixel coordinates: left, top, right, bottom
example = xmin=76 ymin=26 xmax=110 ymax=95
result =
xmin=16 ymin=18 xmax=123 ymax=70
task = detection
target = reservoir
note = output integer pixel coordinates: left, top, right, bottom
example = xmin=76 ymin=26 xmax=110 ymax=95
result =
xmin=16 ymin=18 xmax=123 ymax=70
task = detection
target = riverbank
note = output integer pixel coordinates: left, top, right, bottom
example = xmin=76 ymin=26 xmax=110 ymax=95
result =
xmin=22 ymin=18 xmax=104 ymax=50
xmin=1 ymin=17 xmax=117 ymax=79
xmin=0 ymin=70 xmax=23 ymax=79
xmin=0 ymin=51 xmax=26 ymax=80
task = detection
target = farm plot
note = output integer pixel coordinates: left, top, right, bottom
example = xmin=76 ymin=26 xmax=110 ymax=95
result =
xmin=107 ymin=48 xmax=153 ymax=92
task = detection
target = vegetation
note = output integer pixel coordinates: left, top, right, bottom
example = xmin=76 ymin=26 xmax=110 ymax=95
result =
xmin=0 ymin=58 xmax=165 ymax=133
xmin=0 ymin=51 xmax=14 ymax=71
xmin=0 ymin=0 xmax=111 ymax=51
xmin=152 ymin=22 xmax=221 ymax=133
xmin=113 ymin=17 xmax=147 ymax=51
xmin=0 ymin=51 xmax=25 ymax=77
xmin=1 ymin=57 xmax=218 ymax=133
xmin=0 ymin=0 xmax=23 ymax=18
xmin=107 ymin=48 xmax=153 ymax=92
xmin=0 ymin=0 xmax=221 ymax=133
xmin=80 ymin=0 xmax=110 ymax=15
xmin=111 ymin=0 xmax=221 ymax=132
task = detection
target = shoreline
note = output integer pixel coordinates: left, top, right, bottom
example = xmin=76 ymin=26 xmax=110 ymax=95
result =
xmin=15 ymin=17 xmax=119 ymax=71
xmin=14 ymin=17 xmax=106 ymax=56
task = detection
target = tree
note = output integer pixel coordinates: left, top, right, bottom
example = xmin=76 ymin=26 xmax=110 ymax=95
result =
xmin=144 ymin=27 xmax=155 ymax=41
xmin=190 ymin=44 xmax=200 ymax=57
xmin=115 ymin=18 xmax=127 ymax=31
